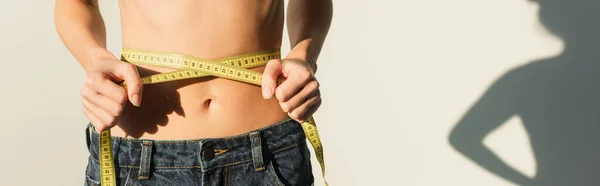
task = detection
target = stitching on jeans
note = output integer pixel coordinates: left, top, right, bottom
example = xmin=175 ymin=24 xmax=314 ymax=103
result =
xmin=89 ymin=137 xmax=303 ymax=171
xmin=124 ymin=168 xmax=132 ymax=186
xmin=91 ymin=139 xmax=301 ymax=168
xmin=154 ymin=165 xmax=202 ymax=169
xmin=91 ymin=140 xmax=302 ymax=163
xmin=86 ymin=178 xmax=98 ymax=186
xmin=139 ymin=144 xmax=145 ymax=179
xmin=104 ymin=134 xmax=244 ymax=144
xmin=146 ymin=145 xmax=151 ymax=173
xmin=91 ymin=158 xmax=139 ymax=169
xmin=252 ymin=132 xmax=260 ymax=171
xmin=273 ymin=141 xmax=305 ymax=154
xmin=273 ymin=165 xmax=284 ymax=186
xmin=91 ymin=156 xmax=204 ymax=169
xmin=85 ymin=176 xmax=96 ymax=186
xmin=265 ymin=165 xmax=280 ymax=186
xmin=266 ymin=167 xmax=275 ymax=185
xmin=121 ymin=165 xmax=139 ymax=169
xmin=212 ymin=159 xmax=252 ymax=169
xmin=141 ymin=142 xmax=151 ymax=179
xmin=144 ymin=140 xmax=203 ymax=144
xmin=130 ymin=167 xmax=139 ymax=186
xmin=257 ymin=133 xmax=263 ymax=170
xmin=202 ymin=159 xmax=253 ymax=172
xmin=91 ymin=141 xmax=306 ymax=169
xmin=224 ymin=166 xmax=230 ymax=186
xmin=84 ymin=161 xmax=91 ymax=185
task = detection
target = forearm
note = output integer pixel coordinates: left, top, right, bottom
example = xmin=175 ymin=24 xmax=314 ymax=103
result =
xmin=286 ymin=0 xmax=333 ymax=73
xmin=54 ymin=0 xmax=112 ymax=71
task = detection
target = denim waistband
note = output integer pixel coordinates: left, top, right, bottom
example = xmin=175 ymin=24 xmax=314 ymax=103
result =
xmin=86 ymin=118 xmax=306 ymax=175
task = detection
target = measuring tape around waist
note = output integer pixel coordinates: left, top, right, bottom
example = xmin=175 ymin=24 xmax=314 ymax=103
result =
xmin=99 ymin=48 xmax=327 ymax=186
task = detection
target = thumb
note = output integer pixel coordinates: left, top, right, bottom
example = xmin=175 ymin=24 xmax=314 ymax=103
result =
xmin=114 ymin=63 xmax=143 ymax=107
xmin=262 ymin=59 xmax=282 ymax=99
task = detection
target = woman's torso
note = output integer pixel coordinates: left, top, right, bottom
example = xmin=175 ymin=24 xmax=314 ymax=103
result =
xmin=112 ymin=0 xmax=288 ymax=139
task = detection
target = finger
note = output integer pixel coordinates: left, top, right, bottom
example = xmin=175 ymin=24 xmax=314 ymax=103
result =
xmin=279 ymin=80 xmax=319 ymax=112
xmin=82 ymin=98 xmax=116 ymax=129
xmin=288 ymin=91 xmax=321 ymax=122
xmin=297 ymin=99 xmax=322 ymax=123
xmin=83 ymin=101 xmax=107 ymax=132
xmin=86 ymin=72 xmax=127 ymax=105
xmin=114 ymin=63 xmax=143 ymax=106
xmin=262 ymin=59 xmax=283 ymax=99
xmin=82 ymin=87 xmax=123 ymax=117
xmin=275 ymin=65 xmax=313 ymax=102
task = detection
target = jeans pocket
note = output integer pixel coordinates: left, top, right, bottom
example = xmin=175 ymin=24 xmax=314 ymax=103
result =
xmin=84 ymin=156 xmax=137 ymax=186
xmin=85 ymin=174 xmax=101 ymax=186
xmin=265 ymin=162 xmax=286 ymax=186
xmin=264 ymin=142 xmax=314 ymax=186
xmin=84 ymin=158 xmax=101 ymax=186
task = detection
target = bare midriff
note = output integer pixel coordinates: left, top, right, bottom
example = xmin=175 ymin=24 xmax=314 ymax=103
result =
xmin=112 ymin=0 xmax=289 ymax=140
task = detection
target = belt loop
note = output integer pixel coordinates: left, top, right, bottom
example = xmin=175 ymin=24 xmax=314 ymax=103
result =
xmin=138 ymin=140 xmax=153 ymax=180
xmin=249 ymin=131 xmax=265 ymax=171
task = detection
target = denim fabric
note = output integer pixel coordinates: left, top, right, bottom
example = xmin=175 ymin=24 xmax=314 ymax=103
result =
xmin=84 ymin=119 xmax=314 ymax=186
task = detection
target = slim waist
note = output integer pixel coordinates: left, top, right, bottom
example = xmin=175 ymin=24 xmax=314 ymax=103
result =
xmin=86 ymin=118 xmax=305 ymax=172
xmin=111 ymin=48 xmax=287 ymax=139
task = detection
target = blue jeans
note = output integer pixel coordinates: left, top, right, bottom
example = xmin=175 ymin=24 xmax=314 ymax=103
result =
xmin=84 ymin=119 xmax=314 ymax=186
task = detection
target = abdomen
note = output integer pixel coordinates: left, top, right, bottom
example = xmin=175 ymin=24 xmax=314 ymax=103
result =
xmin=112 ymin=0 xmax=288 ymax=140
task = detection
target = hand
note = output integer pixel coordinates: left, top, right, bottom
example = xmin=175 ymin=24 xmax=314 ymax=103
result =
xmin=261 ymin=57 xmax=321 ymax=123
xmin=81 ymin=53 xmax=143 ymax=132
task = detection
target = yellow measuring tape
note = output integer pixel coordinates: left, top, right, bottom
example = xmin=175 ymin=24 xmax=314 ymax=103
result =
xmin=99 ymin=48 xmax=327 ymax=186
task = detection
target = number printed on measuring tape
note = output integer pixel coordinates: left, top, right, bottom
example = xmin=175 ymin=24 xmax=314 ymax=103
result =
xmin=99 ymin=130 xmax=116 ymax=186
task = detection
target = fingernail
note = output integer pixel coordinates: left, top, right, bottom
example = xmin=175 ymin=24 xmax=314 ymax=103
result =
xmin=262 ymin=87 xmax=272 ymax=99
xmin=132 ymin=93 xmax=141 ymax=107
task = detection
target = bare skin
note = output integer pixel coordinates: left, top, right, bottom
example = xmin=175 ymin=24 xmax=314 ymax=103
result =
xmin=54 ymin=0 xmax=332 ymax=140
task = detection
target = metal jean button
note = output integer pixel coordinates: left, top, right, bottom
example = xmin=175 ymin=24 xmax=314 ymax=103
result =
xmin=202 ymin=146 xmax=215 ymax=161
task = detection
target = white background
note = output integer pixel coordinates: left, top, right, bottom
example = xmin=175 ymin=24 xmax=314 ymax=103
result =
xmin=0 ymin=0 xmax=580 ymax=185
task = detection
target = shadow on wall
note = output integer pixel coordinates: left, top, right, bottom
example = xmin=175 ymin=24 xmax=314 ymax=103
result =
xmin=448 ymin=0 xmax=600 ymax=185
